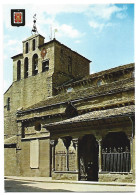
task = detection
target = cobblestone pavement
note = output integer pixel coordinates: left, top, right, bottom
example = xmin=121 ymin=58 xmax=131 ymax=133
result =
xmin=4 ymin=178 xmax=135 ymax=192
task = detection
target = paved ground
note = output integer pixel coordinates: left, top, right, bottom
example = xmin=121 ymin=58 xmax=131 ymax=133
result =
xmin=4 ymin=178 xmax=135 ymax=192
xmin=5 ymin=179 xmax=72 ymax=192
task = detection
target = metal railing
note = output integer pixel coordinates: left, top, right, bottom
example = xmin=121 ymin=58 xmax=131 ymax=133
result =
xmin=102 ymin=147 xmax=131 ymax=172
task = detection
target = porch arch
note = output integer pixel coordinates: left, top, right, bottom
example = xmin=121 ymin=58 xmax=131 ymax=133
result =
xmin=101 ymin=131 xmax=131 ymax=172
xmin=79 ymin=134 xmax=99 ymax=181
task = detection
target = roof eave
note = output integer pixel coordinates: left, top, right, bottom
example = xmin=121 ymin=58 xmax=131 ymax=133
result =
xmin=43 ymin=111 xmax=135 ymax=130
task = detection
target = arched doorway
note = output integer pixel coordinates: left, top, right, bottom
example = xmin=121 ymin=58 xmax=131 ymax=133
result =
xmin=79 ymin=134 xmax=99 ymax=181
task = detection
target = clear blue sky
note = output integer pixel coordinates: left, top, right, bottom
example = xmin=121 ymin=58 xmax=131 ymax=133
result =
xmin=3 ymin=4 xmax=134 ymax=92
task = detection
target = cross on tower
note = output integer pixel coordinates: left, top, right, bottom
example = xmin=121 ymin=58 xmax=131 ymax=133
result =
xmin=31 ymin=14 xmax=38 ymax=35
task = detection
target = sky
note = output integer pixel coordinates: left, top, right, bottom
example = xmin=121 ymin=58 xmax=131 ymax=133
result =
xmin=3 ymin=3 xmax=134 ymax=92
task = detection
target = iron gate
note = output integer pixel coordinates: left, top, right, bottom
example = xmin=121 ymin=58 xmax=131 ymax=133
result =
xmin=102 ymin=147 xmax=131 ymax=172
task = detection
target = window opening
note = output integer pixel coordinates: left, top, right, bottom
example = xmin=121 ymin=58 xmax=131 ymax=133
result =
xmin=97 ymin=79 xmax=102 ymax=86
xmin=17 ymin=60 xmax=21 ymax=81
xmin=35 ymin=123 xmax=41 ymax=131
xmin=24 ymin=57 xmax=28 ymax=78
xmin=68 ymin=56 xmax=72 ymax=74
xmin=42 ymin=60 xmax=49 ymax=72
xmin=25 ymin=42 xmax=29 ymax=53
xmin=132 ymin=71 xmax=135 ymax=78
xmin=32 ymin=39 xmax=35 ymax=51
xmin=7 ymin=97 xmax=10 ymax=111
xmin=32 ymin=54 xmax=38 ymax=75
xmin=67 ymin=87 xmax=73 ymax=93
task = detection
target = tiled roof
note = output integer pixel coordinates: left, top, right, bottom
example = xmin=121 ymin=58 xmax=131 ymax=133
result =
xmin=56 ymin=63 xmax=134 ymax=89
xmin=44 ymin=105 xmax=135 ymax=128
xmin=17 ymin=77 xmax=134 ymax=114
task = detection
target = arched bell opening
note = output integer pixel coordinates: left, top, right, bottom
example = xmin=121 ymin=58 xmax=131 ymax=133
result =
xmin=32 ymin=54 xmax=38 ymax=76
xmin=24 ymin=57 xmax=28 ymax=78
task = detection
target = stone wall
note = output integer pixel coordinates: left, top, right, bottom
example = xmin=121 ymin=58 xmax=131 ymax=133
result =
xmin=4 ymin=73 xmax=53 ymax=137
xmin=4 ymin=148 xmax=19 ymax=176
xmin=52 ymin=172 xmax=79 ymax=180
xmin=52 ymin=42 xmax=90 ymax=87
xmin=99 ymin=173 xmax=133 ymax=183
xmin=20 ymin=138 xmax=50 ymax=177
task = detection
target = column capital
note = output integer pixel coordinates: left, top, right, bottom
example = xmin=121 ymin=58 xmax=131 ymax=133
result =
xmin=72 ymin=138 xmax=79 ymax=147
xmin=96 ymin=137 xmax=102 ymax=143
xmin=50 ymin=139 xmax=56 ymax=146
xmin=128 ymin=136 xmax=133 ymax=142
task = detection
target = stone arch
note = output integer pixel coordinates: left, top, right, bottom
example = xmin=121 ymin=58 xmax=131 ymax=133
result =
xmin=79 ymin=134 xmax=99 ymax=181
xmin=102 ymin=131 xmax=130 ymax=151
xmin=102 ymin=131 xmax=131 ymax=172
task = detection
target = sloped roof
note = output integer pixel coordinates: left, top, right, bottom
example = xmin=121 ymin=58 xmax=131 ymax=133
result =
xmin=11 ymin=53 xmax=23 ymax=59
xmin=44 ymin=105 xmax=135 ymax=129
xmin=56 ymin=63 xmax=134 ymax=89
xmin=39 ymin=38 xmax=91 ymax=62
xmin=17 ymin=77 xmax=134 ymax=115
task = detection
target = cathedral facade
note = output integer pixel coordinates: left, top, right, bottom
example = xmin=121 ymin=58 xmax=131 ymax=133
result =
xmin=4 ymin=34 xmax=135 ymax=183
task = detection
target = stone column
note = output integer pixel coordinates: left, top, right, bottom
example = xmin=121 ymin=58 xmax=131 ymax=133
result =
xmin=50 ymin=140 xmax=56 ymax=172
xmin=72 ymin=138 xmax=79 ymax=172
xmin=17 ymin=122 xmax=23 ymax=149
xmin=129 ymin=137 xmax=133 ymax=173
xmin=97 ymin=138 xmax=102 ymax=173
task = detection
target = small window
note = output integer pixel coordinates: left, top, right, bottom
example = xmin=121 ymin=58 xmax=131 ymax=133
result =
xmin=42 ymin=60 xmax=49 ymax=72
xmin=32 ymin=39 xmax=35 ymax=51
xmin=60 ymin=48 xmax=64 ymax=63
xmin=7 ymin=97 xmax=10 ymax=111
xmin=97 ymin=79 xmax=102 ymax=86
xmin=35 ymin=123 xmax=41 ymax=131
xmin=17 ymin=60 xmax=21 ymax=81
xmin=60 ymin=48 xmax=63 ymax=58
xmin=25 ymin=42 xmax=29 ymax=54
xmin=68 ymin=56 xmax=72 ymax=74
xmin=132 ymin=71 xmax=135 ymax=78
xmin=67 ymin=87 xmax=73 ymax=92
